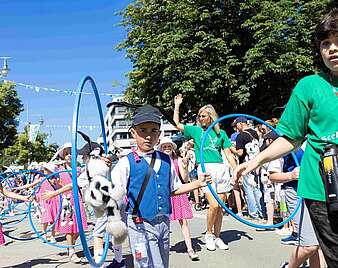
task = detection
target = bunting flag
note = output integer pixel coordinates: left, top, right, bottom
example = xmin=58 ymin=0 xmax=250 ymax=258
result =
xmin=28 ymin=124 xmax=41 ymax=142
xmin=44 ymin=125 xmax=100 ymax=131
xmin=4 ymin=80 xmax=122 ymax=98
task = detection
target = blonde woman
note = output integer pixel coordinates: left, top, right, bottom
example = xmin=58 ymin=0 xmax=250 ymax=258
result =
xmin=173 ymin=94 xmax=237 ymax=251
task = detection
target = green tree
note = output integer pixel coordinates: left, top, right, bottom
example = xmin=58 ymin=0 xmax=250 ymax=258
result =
xmin=118 ymin=0 xmax=333 ymax=119
xmin=0 ymin=82 xmax=23 ymax=150
xmin=118 ymin=0 xmax=243 ymax=120
xmin=0 ymin=126 xmax=59 ymax=167
xmin=239 ymin=0 xmax=333 ymax=115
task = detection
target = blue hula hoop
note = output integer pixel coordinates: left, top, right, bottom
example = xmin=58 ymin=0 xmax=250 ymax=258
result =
xmin=27 ymin=169 xmax=94 ymax=248
xmin=0 ymin=170 xmax=43 ymax=224
xmin=27 ymin=171 xmax=63 ymax=244
xmin=1 ymin=171 xmax=46 ymax=240
xmin=71 ymin=76 xmax=110 ymax=267
xmin=200 ymin=113 xmax=303 ymax=229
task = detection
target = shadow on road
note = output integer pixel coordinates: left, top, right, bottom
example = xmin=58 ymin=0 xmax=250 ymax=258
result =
xmin=7 ymin=258 xmax=67 ymax=268
xmin=170 ymin=229 xmax=253 ymax=255
xmin=170 ymin=235 xmax=204 ymax=253
xmin=219 ymin=229 xmax=253 ymax=244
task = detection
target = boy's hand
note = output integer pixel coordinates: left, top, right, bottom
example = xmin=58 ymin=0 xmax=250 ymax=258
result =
xmin=174 ymin=94 xmax=183 ymax=106
xmin=197 ymin=172 xmax=212 ymax=187
xmin=233 ymin=159 xmax=259 ymax=182
xmin=290 ymin=167 xmax=300 ymax=180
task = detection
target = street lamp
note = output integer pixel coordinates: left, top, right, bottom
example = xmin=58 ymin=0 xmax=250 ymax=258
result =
xmin=0 ymin=57 xmax=11 ymax=79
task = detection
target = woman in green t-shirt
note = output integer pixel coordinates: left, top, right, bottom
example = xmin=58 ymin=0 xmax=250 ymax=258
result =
xmin=234 ymin=9 xmax=338 ymax=267
xmin=174 ymin=94 xmax=237 ymax=252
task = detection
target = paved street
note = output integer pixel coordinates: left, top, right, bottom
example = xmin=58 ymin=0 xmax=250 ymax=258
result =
xmin=0 ymin=210 xmax=293 ymax=268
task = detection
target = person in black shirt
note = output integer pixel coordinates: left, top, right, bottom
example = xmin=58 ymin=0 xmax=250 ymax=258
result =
xmin=234 ymin=117 xmax=263 ymax=219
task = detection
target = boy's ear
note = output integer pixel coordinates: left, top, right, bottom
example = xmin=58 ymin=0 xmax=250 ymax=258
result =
xmin=130 ymin=128 xmax=136 ymax=139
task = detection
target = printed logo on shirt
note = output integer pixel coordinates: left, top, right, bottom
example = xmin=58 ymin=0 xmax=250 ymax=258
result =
xmin=321 ymin=131 xmax=338 ymax=142
xmin=204 ymin=135 xmax=220 ymax=152
xmin=244 ymin=139 xmax=260 ymax=162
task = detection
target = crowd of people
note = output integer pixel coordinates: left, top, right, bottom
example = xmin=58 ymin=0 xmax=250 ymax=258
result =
xmin=1 ymin=7 xmax=338 ymax=268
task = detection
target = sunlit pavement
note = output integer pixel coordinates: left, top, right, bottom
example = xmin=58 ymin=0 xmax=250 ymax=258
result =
xmin=0 ymin=209 xmax=293 ymax=268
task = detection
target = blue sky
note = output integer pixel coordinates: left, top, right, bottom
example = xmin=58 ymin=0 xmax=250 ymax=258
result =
xmin=1 ymin=0 xmax=132 ymax=146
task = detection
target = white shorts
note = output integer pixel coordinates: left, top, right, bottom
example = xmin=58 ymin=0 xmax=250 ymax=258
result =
xmin=197 ymin=163 xmax=232 ymax=194
xmin=263 ymin=185 xmax=275 ymax=203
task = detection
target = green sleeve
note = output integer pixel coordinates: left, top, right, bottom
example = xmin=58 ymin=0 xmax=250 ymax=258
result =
xmin=277 ymin=78 xmax=312 ymax=143
xmin=221 ymin=130 xmax=232 ymax=149
xmin=183 ymin=125 xmax=195 ymax=139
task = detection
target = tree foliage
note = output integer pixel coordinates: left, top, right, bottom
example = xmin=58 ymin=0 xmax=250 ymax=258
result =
xmin=118 ymin=0 xmax=334 ymax=119
xmin=0 ymin=82 xmax=23 ymax=150
xmin=0 ymin=126 xmax=59 ymax=167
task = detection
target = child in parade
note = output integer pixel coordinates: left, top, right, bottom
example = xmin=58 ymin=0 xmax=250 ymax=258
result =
xmin=158 ymin=137 xmax=199 ymax=261
xmin=111 ymin=104 xmax=211 ymax=268
xmin=14 ymin=162 xmax=60 ymax=243
xmin=42 ymin=143 xmax=88 ymax=263
xmin=0 ymin=182 xmax=31 ymax=246
xmin=234 ymin=8 xmax=338 ymax=267
xmin=77 ymin=142 xmax=126 ymax=268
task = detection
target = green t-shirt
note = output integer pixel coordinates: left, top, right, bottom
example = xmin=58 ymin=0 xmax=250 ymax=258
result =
xmin=183 ymin=125 xmax=232 ymax=164
xmin=277 ymin=72 xmax=338 ymax=201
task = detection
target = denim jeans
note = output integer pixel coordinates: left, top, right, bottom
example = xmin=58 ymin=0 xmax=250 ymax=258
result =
xmin=243 ymin=173 xmax=263 ymax=219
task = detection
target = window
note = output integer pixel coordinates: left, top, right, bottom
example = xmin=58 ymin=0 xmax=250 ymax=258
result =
xmin=116 ymin=107 xmax=126 ymax=114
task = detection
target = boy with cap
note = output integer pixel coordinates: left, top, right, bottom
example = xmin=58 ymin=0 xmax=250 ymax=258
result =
xmin=111 ymin=104 xmax=211 ymax=268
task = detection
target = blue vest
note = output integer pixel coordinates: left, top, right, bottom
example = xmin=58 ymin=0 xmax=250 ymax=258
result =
xmin=282 ymin=148 xmax=304 ymax=190
xmin=126 ymin=150 xmax=172 ymax=220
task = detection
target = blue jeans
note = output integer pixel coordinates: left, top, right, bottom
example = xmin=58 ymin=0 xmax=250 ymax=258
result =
xmin=243 ymin=173 xmax=263 ymax=219
xmin=127 ymin=215 xmax=170 ymax=268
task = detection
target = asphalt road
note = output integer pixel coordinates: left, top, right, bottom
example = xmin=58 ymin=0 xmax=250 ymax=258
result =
xmin=0 ymin=209 xmax=294 ymax=268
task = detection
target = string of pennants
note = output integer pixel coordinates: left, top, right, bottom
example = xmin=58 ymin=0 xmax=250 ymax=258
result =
xmin=4 ymin=80 xmax=122 ymax=97
xmin=45 ymin=125 xmax=100 ymax=131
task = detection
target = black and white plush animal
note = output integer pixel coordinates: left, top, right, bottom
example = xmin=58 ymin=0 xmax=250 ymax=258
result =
xmin=60 ymin=194 xmax=73 ymax=226
xmin=32 ymin=199 xmax=45 ymax=221
xmin=78 ymin=131 xmax=127 ymax=245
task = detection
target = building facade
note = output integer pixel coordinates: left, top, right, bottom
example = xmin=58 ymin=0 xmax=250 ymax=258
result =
xmin=104 ymin=96 xmax=178 ymax=155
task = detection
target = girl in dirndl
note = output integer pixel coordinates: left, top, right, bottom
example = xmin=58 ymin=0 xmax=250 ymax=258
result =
xmin=42 ymin=143 xmax=88 ymax=263
xmin=159 ymin=137 xmax=199 ymax=261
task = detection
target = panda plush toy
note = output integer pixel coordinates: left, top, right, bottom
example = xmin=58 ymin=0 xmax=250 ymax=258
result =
xmin=78 ymin=131 xmax=128 ymax=245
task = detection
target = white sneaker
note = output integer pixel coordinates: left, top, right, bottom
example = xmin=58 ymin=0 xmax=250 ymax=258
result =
xmin=214 ymin=238 xmax=229 ymax=250
xmin=275 ymin=228 xmax=291 ymax=236
xmin=49 ymin=236 xmax=56 ymax=243
xmin=205 ymin=234 xmax=216 ymax=251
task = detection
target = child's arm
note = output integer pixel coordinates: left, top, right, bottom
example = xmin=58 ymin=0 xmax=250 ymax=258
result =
xmin=172 ymin=172 xmax=212 ymax=196
xmin=178 ymin=157 xmax=189 ymax=183
xmin=269 ymin=167 xmax=300 ymax=183
xmin=1 ymin=186 xmax=31 ymax=201
xmin=41 ymin=183 xmax=73 ymax=200
xmin=12 ymin=177 xmax=42 ymax=190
